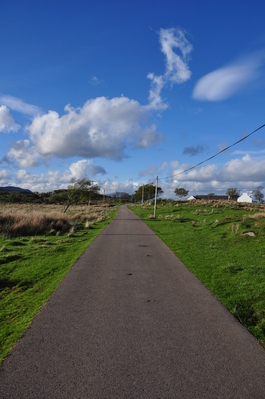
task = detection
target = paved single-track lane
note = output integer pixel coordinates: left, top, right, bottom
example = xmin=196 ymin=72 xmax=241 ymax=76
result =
xmin=1 ymin=205 xmax=265 ymax=398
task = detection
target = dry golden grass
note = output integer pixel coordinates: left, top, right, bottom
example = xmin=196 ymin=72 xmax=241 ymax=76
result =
xmin=250 ymin=213 xmax=265 ymax=220
xmin=0 ymin=204 xmax=116 ymax=237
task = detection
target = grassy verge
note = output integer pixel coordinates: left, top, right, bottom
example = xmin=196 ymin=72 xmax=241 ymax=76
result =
xmin=0 ymin=204 xmax=118 ymax=363
xmin=130 ymin=201 xmax=265 ymax=346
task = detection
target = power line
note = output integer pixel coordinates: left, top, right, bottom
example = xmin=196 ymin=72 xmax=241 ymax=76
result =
xmin=160 ymin=123 xmax=265 ymax=180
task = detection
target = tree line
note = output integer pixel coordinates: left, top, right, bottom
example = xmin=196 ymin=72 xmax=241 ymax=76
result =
xmin=173 ymin=186 xmax=264 ymax=203
xmin=1 ymin=179 xmax=264 ymax=206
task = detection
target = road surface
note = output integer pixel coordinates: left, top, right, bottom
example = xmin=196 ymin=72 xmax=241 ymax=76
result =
xmin=1 ymin=205 xmax=265 ymax=398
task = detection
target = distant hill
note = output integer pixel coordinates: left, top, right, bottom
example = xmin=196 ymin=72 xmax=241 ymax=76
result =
xmin=0 ymin=186 xmax=32 ymax=193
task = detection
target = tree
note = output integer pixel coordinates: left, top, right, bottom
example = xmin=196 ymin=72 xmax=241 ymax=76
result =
xmin=226 ymin=188 xmax=240 ymax=200
xmin=113 ymin=192 xmax=132 ymax=202
xmin=64 ymin=178 xmax=100 ymax=213
xmin=252 ymin=186 xmax=264 ymax=203
xmin=174 ymin=188 xmax=189 ymax=200
xmin=48 ymin=190 xmax=68 ymax=204
xmin=132 ymin=184 xmax=163 ymax=202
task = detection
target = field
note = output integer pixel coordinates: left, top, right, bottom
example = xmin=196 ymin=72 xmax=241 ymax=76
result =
xmin=0 ymin=203 xmax=118 ymax=363
xmin=131 ymin=200 xmax=265 ymax=346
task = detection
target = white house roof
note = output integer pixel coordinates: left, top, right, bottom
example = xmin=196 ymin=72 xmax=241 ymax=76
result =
xmin=237 ymin=192 xmax=252 ymax=203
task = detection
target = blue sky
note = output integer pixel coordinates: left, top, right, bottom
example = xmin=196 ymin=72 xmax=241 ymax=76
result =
xmin=1 ymin=0 xmax=265 ymax=197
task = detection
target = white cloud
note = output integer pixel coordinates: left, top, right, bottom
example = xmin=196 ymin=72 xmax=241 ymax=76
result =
xmin=0 ymin=95 xmax=41 ymax=116
xmin=11 ymin=167 xmax=142 ymax=194
xmin=27 ymin=96 xmax=163 ymax=161
xmin=170 ymin=160 xmax=179 ymax=169
xmin=193 ymin=54 xmax=263 ymax=101
xmin=0 ymin=105 xmax=19 ymax=132
xmin=167 ymin=154 xmax=265 ymax=196
xmin=16 ymin=169 xmax=30 ymax=180
xmin=218 ymin=154 xmax=265 ymax=182
xmin=147 ymin=28 xmax=193 ymax=110
xmin=0 ymin=169 xmax=11 ymax=184
xmin=100 ymin=179 xmax=141 ymax=196
xmin=89 ymin=76 xmax=103 ymax=85
xmin=69 ymin=159 xmax=106 ymax=179
xmin=7 ymin=140 xmax=39 ymax=167
xmin=147 ymin=73 xmax=168 ymax=111
xmin=172 ymin=164 xmax=217 ymax=182
xmin=160 ymin=28 xmax=193 ymax=84
xmin=6 ymin=153 xmax=265 ymax=195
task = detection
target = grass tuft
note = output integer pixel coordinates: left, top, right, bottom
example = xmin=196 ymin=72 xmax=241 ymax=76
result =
xmin=0 ymin=203 xmax=118 ymax=363
xmin=130 ymin=201 xmax=265 ymax=347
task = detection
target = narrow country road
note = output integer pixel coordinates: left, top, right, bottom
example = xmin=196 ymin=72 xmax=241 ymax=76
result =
xmin=1 ymin=205 xmax=265 ymax=398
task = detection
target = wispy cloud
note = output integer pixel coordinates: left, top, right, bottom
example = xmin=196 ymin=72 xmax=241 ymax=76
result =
xmin=0 ymin=105 xmax=20 ymax=132
xmin=183 ymin=144 xmax=204 ymax=156
xmin=253 ymin=138 xmax=265 ymax=148
xmin=147 ymin=28 xmax=193 ymax=110
xmin=0 ymin=95 xmax=42 ymax=116
xmin=161 ymin=28 xmax=193 ymax=84
xmin=89 ymin=76 xmax=104 ymax=86
xmin=193 ymin=53 xmax=264 ymax=101
xmin=138 ymin=161 xmax=167 ymax=178
xmin=217 ymin=142 xmax=229 ymax=151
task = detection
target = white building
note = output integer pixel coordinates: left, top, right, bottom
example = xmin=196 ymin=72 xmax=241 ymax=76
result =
xmin=237 ymin=192 xmax=252 ymax=203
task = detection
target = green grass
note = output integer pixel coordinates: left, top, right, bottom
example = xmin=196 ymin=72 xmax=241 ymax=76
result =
xmin=130 ymin=202 xmax=265 ymax=346
xmin=0 ymin=207 xmax=118 ymax=363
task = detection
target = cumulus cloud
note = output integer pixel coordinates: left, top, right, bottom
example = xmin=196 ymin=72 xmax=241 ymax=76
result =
xmin=193 ymin=54 xmax=263 ymax=101
xmin=0 ymin=105 xmax=20 ymax=132
xmin=69 ymin=159 xmax=106 ymax=179
xmin=7 ymin=140 xmax=39 ymax=167
xmin=16 ymin=169 xmax=30 ymax=181
xmin=168 ymin=154 xmax=265 ymax=196
xmin=172 ymin=163 xmax=217 ymax=182
xmin=5 ymin=153 xmax=265 ymax=195
xmin=0 ymin=169 xmax=11 ymax=184
xmin=0 ymin=95 xmax=41 ymax=116
xmin=183 ymin=144 xmax=204 ymax=156
xmin=27 ymin=96 xmax=163 ymax=161
xmin=100 ymin=179 xmax=140 ymax=196
xmin=147 ymin=28 xmax=193 ymax=110
xmin=12 ymin=166 xmax=141 ymax=194
xmin=138 ymin=161 xmax=167 ymax=177
xmin=14 ymin=169 xmax=71 ymax=192
xmin=218 ymin=154 xmax=265 ymax=182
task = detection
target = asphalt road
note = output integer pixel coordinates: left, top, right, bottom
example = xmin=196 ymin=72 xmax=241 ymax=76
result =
xmin=1 ymin=205 xmax=265 ymax=398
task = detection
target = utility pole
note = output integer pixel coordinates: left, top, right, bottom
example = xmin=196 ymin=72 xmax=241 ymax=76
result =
xmin=142 ymin=184 xmax=144 ymax=207
xmin=154 ymin=176 xmax=158 ymax=218
xmin=103 ymin=188 xmax=105 ymax=203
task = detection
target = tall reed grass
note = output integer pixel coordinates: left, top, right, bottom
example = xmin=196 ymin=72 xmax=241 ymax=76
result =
xmin=0 ymin=204 xmax=114 ymax=237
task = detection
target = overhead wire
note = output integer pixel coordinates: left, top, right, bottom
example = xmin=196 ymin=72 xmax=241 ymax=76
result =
xmin=160 ymin=123 xmax=265 ymax=180
xmin=1 ymin=106 xmax=265 ymax=189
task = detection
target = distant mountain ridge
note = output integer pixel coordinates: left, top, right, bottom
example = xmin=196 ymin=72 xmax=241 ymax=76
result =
xmin=0 ymin=186 xmax=32 ymax=193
